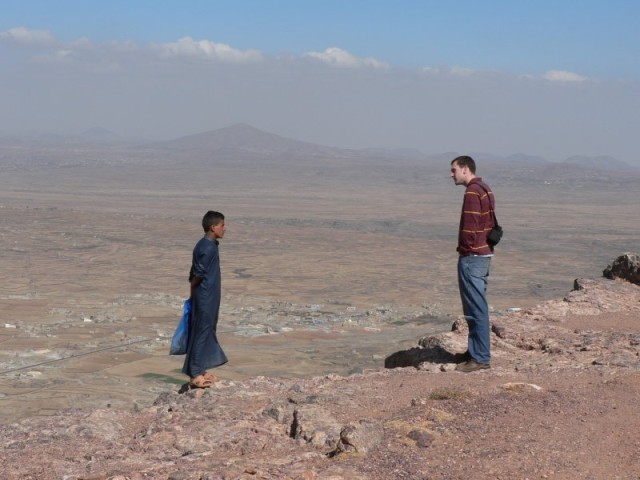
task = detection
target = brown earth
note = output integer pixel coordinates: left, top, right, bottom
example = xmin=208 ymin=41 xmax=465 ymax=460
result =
xmin=1 ymin=277 xmax=639 ymax=479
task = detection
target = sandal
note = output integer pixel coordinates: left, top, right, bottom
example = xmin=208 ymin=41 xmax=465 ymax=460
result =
xmin=189 ymin=374 xmax=213 ymax=389
xmin=203 ymin=372 xmax=220 ymax=383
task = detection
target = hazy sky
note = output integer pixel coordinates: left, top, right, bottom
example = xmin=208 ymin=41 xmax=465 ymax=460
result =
xmin=1 ymin=0 xmax=639 ymax=163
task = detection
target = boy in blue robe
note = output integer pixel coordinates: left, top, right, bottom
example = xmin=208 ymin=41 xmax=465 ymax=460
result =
xmin=182 ymin=211 xmax=228 ymax=388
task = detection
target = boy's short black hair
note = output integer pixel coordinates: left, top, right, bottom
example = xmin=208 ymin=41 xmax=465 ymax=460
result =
xmin=451 ymin=155 xmax=476 ymax=174
xmin=202 ymin=210 xmax=225 ymax=232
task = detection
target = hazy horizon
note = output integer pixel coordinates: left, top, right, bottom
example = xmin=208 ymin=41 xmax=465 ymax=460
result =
xmin=2 ymin=122 xmax=638 ymax=170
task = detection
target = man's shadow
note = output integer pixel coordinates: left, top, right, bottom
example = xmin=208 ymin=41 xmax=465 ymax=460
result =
xmin=384 ymin=345 xmax=466 ymax=369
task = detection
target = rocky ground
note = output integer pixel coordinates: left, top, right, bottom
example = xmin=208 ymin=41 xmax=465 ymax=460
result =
xmin=1 ymin=276 xmax=640 ymax=479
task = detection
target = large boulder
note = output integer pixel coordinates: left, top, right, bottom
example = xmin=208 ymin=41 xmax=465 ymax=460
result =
xmin=603 ymin=253 xmax=640 ymax=285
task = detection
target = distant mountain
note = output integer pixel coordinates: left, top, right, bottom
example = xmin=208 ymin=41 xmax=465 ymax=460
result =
xmin=5 ymin=122 xmax=637 ymax=174
xmin=5 ymin=131 xmax=67 ymax=143
xmin=504 ymin=153 xmax=550 ymax=165
xmin=562 ymin=155 xmax=636 ymax=171
xmin=360 ymin=147 xmax=425 ymax=158
xmin=1 ymin=127 xmax=132 ymax=146
xmin=77 ymin=127 xmax=122 ymax=143
xmin=159 ymin=123 xmax=358 ymax=160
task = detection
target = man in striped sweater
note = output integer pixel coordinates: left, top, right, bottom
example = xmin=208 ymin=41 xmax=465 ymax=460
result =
xmin=450 ymin=155 xmax=496 ymax=372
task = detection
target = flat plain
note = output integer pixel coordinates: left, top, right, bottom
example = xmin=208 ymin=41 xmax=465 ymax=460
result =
xmin=1 ymin=132 xmax=639 ymax=423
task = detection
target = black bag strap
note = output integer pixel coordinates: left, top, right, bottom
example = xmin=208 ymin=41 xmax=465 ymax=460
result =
xmin=476 ymin=182 xmax=499 ymax=227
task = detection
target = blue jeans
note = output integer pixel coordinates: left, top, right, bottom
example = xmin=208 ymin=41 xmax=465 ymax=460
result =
xmin=457 ymin=255 xmax=491 ymax=364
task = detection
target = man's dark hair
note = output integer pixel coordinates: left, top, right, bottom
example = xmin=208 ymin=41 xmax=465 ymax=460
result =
xmin=451 ymin=155 xmax=476 ymax=174
xmin=202 ymin=210 xmax=225 ymax=232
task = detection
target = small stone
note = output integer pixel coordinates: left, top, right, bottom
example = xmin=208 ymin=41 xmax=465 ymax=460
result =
xmin=407 ymin=429 xmax=435 ymax=448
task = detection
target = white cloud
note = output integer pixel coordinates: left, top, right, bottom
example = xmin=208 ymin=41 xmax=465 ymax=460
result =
xmin=157 ymin=36 xmax=263 ymax=63
xmin=70 ymin=37 xmax=95 ymax=49
xmin=53 ymin=49 xmax=73 ymax=60
xmin=450 ymin=66 xmax=477 ymax=76
xmin=422 ymin=65 xmax=478 ymax=76
xmin=1 ymin=28 xmax=263 ymax=69
xmin=0 ymin=27 xmax=55 ymax=46
xmin=542 ymin=70 xmax=588 ymax=83
xmin=304 ymin=47 xmax=389 ymax=69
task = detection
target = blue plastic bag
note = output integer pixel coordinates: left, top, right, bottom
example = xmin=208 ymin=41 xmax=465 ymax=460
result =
xmin=169 ymin=298 xmax=191 ymax=355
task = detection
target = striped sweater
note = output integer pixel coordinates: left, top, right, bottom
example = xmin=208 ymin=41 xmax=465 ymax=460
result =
xmin=457 ymin=177 xmax=496 ymax=256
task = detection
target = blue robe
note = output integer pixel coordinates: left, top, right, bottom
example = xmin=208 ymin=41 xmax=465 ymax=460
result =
xmin=182 ymin=236 xmax=228 ymax=377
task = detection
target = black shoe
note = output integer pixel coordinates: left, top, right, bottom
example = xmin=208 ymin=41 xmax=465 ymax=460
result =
xmin=455 ymin=360 xmax=491 ymax=372
xmin=453 ymin=351 xmax=471 ymax=363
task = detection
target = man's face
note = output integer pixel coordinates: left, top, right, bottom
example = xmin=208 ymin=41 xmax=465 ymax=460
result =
xmin=450 ymin=162 xmax=468 ymax=186
xmin=211 ymin=221 xmax=226 ymax=239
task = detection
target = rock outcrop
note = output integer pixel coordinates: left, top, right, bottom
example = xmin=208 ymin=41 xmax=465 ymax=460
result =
xmin=603 ymin=252 xmax=640 ymax=285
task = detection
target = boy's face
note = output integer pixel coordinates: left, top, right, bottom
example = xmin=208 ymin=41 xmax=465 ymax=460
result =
xmin=211 ymin=220 xmax=226 ymax=239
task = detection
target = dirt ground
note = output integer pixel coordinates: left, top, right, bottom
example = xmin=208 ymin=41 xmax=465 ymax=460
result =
xmin=2 ymin=149 xmax=640 ymax=478
xmin=1 ymin=279 xmax=639 ymax=479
